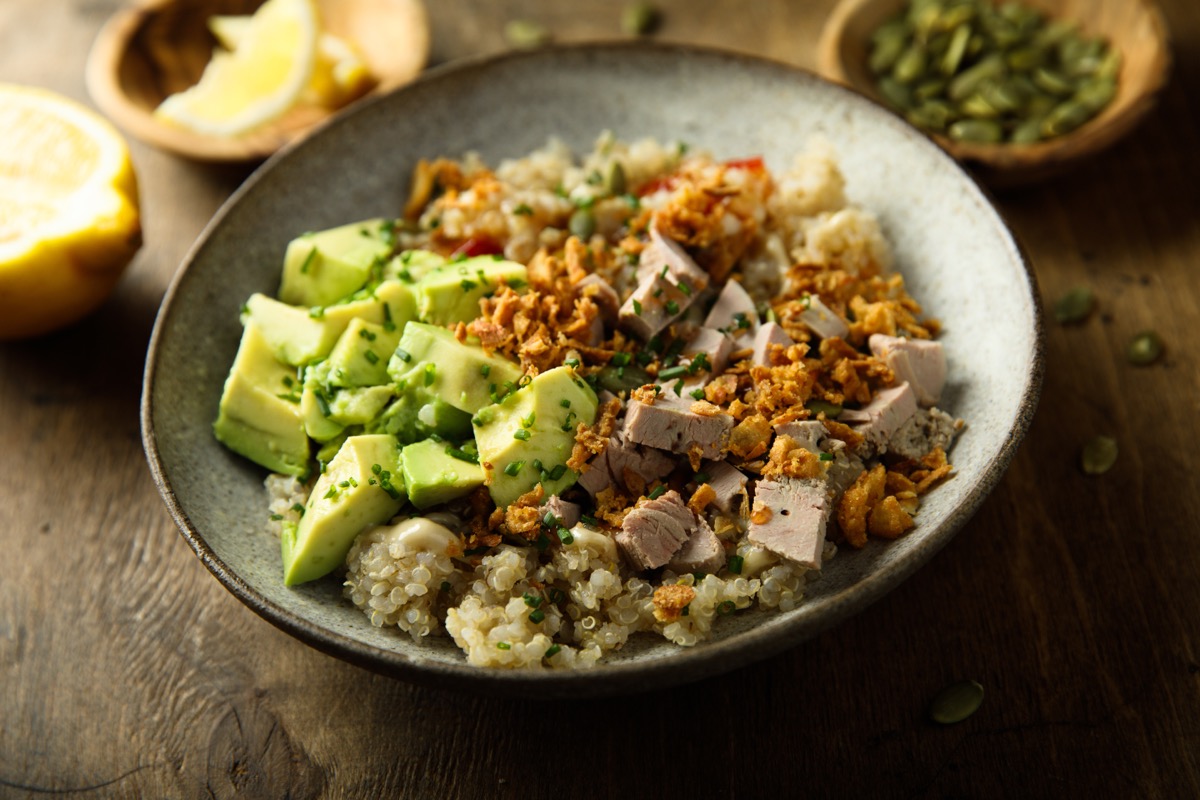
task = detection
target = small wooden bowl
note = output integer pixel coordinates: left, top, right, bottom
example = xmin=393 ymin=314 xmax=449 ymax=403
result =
xmin=86 ymin=0 xmax=429 ymax=162
xmin=817 ymin=0 xmax=1172 ymax=185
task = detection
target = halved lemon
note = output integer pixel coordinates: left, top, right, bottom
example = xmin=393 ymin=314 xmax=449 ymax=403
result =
xmin=0 ymin=84 xmax=141 ymax=340
xmin=155 ymin=0 xmax=320 ymax=137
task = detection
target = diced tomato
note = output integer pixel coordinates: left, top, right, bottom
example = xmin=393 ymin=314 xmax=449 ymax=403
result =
xmin=724 ymin=156 xmax=765 ymax=172
xmin=450 ymin=236 xmax=503 ymax=259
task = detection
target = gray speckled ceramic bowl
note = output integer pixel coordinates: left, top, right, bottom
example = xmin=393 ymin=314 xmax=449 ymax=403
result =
xmin=142 ymin=44 xmax=1043 ymax=697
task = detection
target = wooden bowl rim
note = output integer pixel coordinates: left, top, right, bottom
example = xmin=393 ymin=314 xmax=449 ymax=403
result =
xmin=816 ymin=0 xmax=1173 ymax=182
xmin=84 ymin=0 xmax=430 ymax=162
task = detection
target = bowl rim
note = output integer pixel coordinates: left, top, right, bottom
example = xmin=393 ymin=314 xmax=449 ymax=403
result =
xmin=815 ymin=0 xmax=1174 ymax=183
xmin=141 ymin=41 xmax=1045 ymax=697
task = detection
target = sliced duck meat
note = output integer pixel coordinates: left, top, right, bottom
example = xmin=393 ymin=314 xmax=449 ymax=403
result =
xmin=667 ymin=515 xmax=726 ymax=575
xmin=682 ymin=327 xmax=735 ymax=378
xmin=839 ymin=382 xmax=918 ymax=455
xmin=887 ymin=407 xmax=963 ymax=460
xmin=752 ymin=321 xmax=793 ymax=366
xmin=798 ymin=295 xmax=849 ymax=340
xmin=624 ymin=391 xmax=733 ymax=460
xmin=577 ymin=427 xmax=677 ymax=498
xmin=701 ymin=460 xmax=748 ymax=515
xmin=620 ymin=226 xmax=710 ymax=340
xmin=868 ymin=334 xmax=947 ymax=407
xmin=615 ymin=490 xmax=694 ymax=570
xmin=747 ymin=478 xmax=831 ymax=570
xmin=539 ymin=495 xmax=581 ymax=529
xmin=636 ymin=224 xmax=711 ymax=293
xmin=576 ymin=274 xmax=621 ymax=324
xmin=772 ymin=420 xmax=826 ymax=453
xmin=703 ymin=279 xmax=758 ymax=338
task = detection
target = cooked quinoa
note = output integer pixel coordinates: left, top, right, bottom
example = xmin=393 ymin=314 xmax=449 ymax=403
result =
xmin=260 ymin=133 xmax=962 ymax=669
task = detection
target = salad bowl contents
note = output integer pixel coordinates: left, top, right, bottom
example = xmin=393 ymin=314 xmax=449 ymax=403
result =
xmin=143 ymin=45 xmax=1042 ymax=695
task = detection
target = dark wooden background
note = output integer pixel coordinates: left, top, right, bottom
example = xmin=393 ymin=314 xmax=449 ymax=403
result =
xmin=2 ymin=1 xmax=1198 ymax=797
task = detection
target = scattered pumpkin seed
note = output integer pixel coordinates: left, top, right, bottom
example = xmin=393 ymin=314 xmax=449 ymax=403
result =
xmin=1053 ymin=286 xmax=1094 ymax=324
xmin=1081 ymin=435 xmax=1118 ymax=475
xmin=1127 ymin=330 xmax=1164 ymax=366
xmin=504 ymin=19 xmax=550 ymax=50
xmin=606 ymin=160 xmax=627 ymax=196
xmin=620 ymin=2 xmax=660 ymax=36
xmin=868 ymin=0 xmax=1119 ymax=145
xmin=929 ymin=680 xmax=985 ymax=724
xmin=568 ymin=208 xmax=596 ymax=240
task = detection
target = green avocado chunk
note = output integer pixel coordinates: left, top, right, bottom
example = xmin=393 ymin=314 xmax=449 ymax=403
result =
xmin=400 ymin=439 xmax=485 ymax=509
xmin=325 ymin=318 xmax=401 ymax=388
xmin=382 ymin=249 xmax=446 ymax=283
xmin=415 ymin=255 xmax=527 ymax=325
xmin=473 ymin=365 xmax=598 ymax=507
xmin=300 ymin=360 xmax=345 ymax=442
xmin=282 ymin=434 xmax=405 ymax=586
xmin=388 ymin=322 xmax=524 ymax=414
xmin=244 ymin=279 xmax=416 ymax=367
xmin=366 ymin=384 xmax=473 ymax=444
xmin=213 ymin=322 xmax=309 ymax=478
xmin=278 ymin=218 xmax=396 ymax=307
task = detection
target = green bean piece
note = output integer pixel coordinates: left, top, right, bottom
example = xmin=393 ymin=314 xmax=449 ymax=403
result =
xmin=948 ymin=118 xmax=1003 ymax=142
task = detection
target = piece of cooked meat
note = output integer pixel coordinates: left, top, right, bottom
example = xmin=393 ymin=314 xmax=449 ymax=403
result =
xmin=615 ymin=490 xmax=695 ymax=570
xmin=701 ymin=460 xmax=749 ymax=515
xmin=747 ymin=478 xmax=831 ymax=570
xmin=752 ymin=321 xmax=793 ymax=367
xmin=624 ymin=391 xmax=733 ymax=460
xmin=667 ymin=514 xmax=726 ymax=575
xmin=868 ymin=334 xmax=946 ymax=407
xmin=839 ymin=382 xmax=919 ymax=455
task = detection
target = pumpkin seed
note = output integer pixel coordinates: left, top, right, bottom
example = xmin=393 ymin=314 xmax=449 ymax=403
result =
xmin=871 ymin=30 xmax=910 ymax=74
xmin=1032 ymin=66 xmax=1075 ymax=97
xmin=940 ymin=23 xmax=972 ymax=75
xmin=1040 ymin=100 xmax=1092 ymax=137
xmin=1127 ymin=331 xmax=1164 ymax=366
xmin=960 ymin=93 xmax=1001 ymax=119
xmin=620 ymin=2 xmax=660 ymax=36
xmin=1081 ymin=436 xmax=1118 ymax=475
xmin=1076 ymin=77 xmax=1116 ymax=113
xmin=606 ymin=161 xmax=627 ymax=196
xmin=1053 ymin=286 xmax=1094 ymax=323
xmin=805 ymin=399 xmax=843 ymax=419
xmin=878 ymin=76 xmax=915 ymax=110
xmin=596 ymin=364 xmax=652 ymax=394
xmin=948 ymin=52 xmax=1005 ymax=101
xmin=930 ymin=680 xmax=984 ymax=724
xmin=568 ymin=208 xmax=596 ymax=240
xmin=914 ymin=78 xmax=949 ymax=101
xmin=1009 ymin=116 xmax=1045 ymax=143
xmin=948 ymin=118 xmax=1003 ymax=142
xmin=504 ymin=19 xmax=550 ymax=50
xmin=908 ymin=101 xmax=956 ymax=131
xmin=893 ymin=45 xmax=928 ymax=84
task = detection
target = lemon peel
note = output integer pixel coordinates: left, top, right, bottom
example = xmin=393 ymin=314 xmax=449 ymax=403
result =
xmin=0 ymin=84 xmax=141 ymax=340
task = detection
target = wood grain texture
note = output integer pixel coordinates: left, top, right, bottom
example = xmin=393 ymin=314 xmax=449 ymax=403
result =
xmin=2 ymin=0 xmax=1199 ymax=797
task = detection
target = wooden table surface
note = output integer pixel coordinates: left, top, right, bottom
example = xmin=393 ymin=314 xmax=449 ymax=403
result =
xmin=3 ymin=1 xmax=1198 ymax=797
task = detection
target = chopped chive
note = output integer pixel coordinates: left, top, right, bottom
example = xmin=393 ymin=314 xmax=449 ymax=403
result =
xmin=717 ymin=600 xmax=736 ymax=615
xmin=523 ymin=593 xmax=543 ymax=608
xmin=440 ymin=581 xmax=451 ymax=593
xmin=364 ymin=350 xmax=379 ymax=364
xmin=529 ymin=609 xmax=546 ymax=624
xmin=548 ymin=464 xmax=567 ymax=481
xmin=513 ymin=203 xmax=533 ymax=216
xmin=532 ymin=459 xmax=545 ymax=473
xmin=382 ymin=303 xmax=396 ymax=332
xmin=727 ymin=555 xmax=744 ymax=574
xmin=269 ymin=513 xmax=283 ymax=521
xmin=665 ymin=299 xmax=680 ymax=315
xmin=496 ymin=641 xmax=511 ymax=650
xmin=690 ymin=388 xmax=705 ymax=400
xmin=556 ymin=527 xmax=574 ymax=545
xmin=632 ymin=299 xmax=643 ymax=315
xmin=461 ymin=278 xmax=478 ymax=291
xmin=308 ymin=306 xmax=325 ymax=319
xmin=480 ymin=364 xmax=491 ymax=377
xmin=394 ymin=347 xmax=412 ymax=363
xmin=565 ymin=357 xmax=581 ymax=368
xmin=299 ymin=248 xmax=317 ymax=274
xmin=580 ymin=515 xmax=598 ymax=527
xmin=673 ymin=380 xmax=684 ymax=395
xmin=693 ymin=471 xmax=710 ymax=484
xmin=290 ymin=503 xmax=305 ymax=515
xmin=545 ymin=644 xmax=562 ymax=659
xmin=446 ymin=446 xmax=479 ymax=464
xmin=358 ymin=328 xmax=377 ymax=341
xmin=521 ymin=411 xmax=536 ymax=428
xmin=548 ymin=588 xmax=566 ymax=604
xmin=535 ymin=533 xmax=551 ymax=551
xmin=658 ymin=365 xmax=688 ymax=381
xmin=323 ymin=487 xmax=338 ymax=500
xmin=424 ymin=363 xmax=436 ymax=386
xmin=314 ymin=391 xmax=332 ymax=418
xmin=504 ymin=460 xmax=525 ymax=476
xmin=678 ymin=281 xmax=692 ymax=297
xmin=647 ymin=485 xmax=667 ymax=500
xmin=559 ymin=398 xmax=572 ymax=408
xmin=819 ymin=452 xmax=834 ymax=462
xmin=513 ymin=429 xmax=531 ymax=441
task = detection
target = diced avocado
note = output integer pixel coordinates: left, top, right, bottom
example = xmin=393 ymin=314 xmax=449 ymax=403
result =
xmin=325 ymin=318 xmax=400 ymax=388
xmin=279 ymin=218 xmax=396 ymax=307
xmin=213 ymin=322 xmax=310 ymax=477
xmin=300 ymin=360 xmax=345 ymax=442
xmin=366 ymin=384 xmax=473 ymax=444
xmin=473 ymin=365 xmax=598 ymax=507
xmin=389 ymin=322 xmax=523 ymax=413
xmin=328 ymin=385 xmax=394 ymax=426
xmin=415 ymin=255 xmax=527 ymax=325
xmin=244 ymin=280 xmax=416 ymax=367
xmin=400 ymin=439 xmax=485 ymax=509
xmin=282 ymin=434 xmax=405 ymax=586
xmin=382 ymin=249 xmax=446 ymax=283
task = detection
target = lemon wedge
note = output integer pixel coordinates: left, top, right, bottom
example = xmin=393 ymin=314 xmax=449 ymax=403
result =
xmin=155 ymin=0 xmax=320 ymax=137
xmin=0 ymin=84 xmax=141 ymax=340
xmin=208 ymin=12 xmax=374 ymax=110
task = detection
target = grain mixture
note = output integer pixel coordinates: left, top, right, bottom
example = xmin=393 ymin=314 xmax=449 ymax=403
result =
xmin=264 ymin=134 xmax=962 ymax=668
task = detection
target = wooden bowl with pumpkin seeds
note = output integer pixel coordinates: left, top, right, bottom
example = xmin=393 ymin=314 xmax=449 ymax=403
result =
xmin=818 ymin=0 xmax=1172 ymax=184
